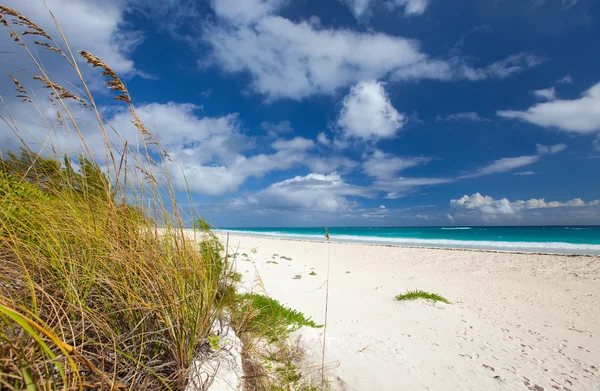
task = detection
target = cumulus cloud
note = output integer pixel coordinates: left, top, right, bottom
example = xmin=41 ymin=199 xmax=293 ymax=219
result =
xmin=203 ymin=14 xmax=449 ymax=100
xmin=498 ymin=82 xmax=600 ymax=133
xmin=250 ymin=172 xmax=369 ymax=212
xmin=363 ymin=149 xmax=430 ymax=180
xmin=533 ymin=87 xmax=556 ymax=101
xmin=203 ymin=1 xmax=542 ymax=100
xmin=451 ymin=193 xmax=599 ymax=216
xmin=337 ymin=81 xmax=406 ymax=140
xmin=107 ymin=103 xmax=316 ymax=196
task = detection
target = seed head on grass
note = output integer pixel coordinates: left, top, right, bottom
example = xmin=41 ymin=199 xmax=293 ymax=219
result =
xmin=395 ymin=290 xmax=450 ymax=304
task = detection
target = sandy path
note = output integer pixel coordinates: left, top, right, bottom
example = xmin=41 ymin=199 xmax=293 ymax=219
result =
xmin=224 ymin=234 xmax=600 ymax=391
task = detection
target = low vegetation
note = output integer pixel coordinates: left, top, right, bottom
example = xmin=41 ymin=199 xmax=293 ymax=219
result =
xmin=395 ymin=290 xmax=451 ymax=304
xmin=230 ymin=294 xmax=324 ymax=390
xmin=233 ymin=293 xmax=321 ymax=342
xmin=0 ymin=4 xmax=324 ymax=390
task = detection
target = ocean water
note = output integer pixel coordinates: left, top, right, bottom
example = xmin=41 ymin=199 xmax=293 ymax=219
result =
xmin=222 ymin=226 xmax=600 ymax=255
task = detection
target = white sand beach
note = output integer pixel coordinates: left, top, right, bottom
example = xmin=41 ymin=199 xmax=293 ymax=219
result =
xmin=226 ymin=233 xmax=600 ymax=391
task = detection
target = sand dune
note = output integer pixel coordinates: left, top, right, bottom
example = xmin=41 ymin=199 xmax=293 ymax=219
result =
xmin=226 ymin=233 xmax=600 ymax=391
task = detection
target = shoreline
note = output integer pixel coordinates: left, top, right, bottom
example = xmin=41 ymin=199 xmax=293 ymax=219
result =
xmin=218 ymin=231 xmax=600 ymax=258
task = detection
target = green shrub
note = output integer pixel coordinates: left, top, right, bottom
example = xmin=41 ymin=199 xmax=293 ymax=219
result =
xmin=234 ymin=294 xmax=321 ymax=341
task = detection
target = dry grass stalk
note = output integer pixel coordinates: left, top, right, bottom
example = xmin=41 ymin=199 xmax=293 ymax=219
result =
xmin=9 ymin=74 xmax=32 ymax=103
xmin=78 ymin=50 xmax=132 ymax=104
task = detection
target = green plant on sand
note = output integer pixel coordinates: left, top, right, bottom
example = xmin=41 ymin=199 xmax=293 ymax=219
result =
xmin=395 ymin=290 xmax=451 ymax=304
xmin=232 ymin=294 xmax=321 ymax=342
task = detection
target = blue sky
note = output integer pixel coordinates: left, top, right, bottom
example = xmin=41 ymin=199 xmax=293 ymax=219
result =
xmin=1 ymin=0 xmax=600 ymax=227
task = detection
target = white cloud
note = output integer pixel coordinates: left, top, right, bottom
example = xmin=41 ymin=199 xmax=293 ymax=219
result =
xmin=317 ymin=132 xmax=331 ymax=146
xmin=536 ymin=143 xmax=566 ymax=155
xmin=451 ymin=193 xmax=599 ymax=216
xmin=391 ymin=52 xmax=545 ymax=83
xmin=108 ymin=102 xmax=315 ymax=196
xmin=210 ymin=0 xmax=287 ymax=24
xmin=557 ymin=74 xmax=573 ymax=84
xmin=341 ymin=0 xmax=372 ymax=19
xmin=341 ymin=0 xmax=430 ymax=20
xmin=444 ymin=112 xmax=486 ymax=121
xmin=250 ymin=172 xmax=369 ymax=212
xmin=390 ymin=0 xmax=430 ymax=15
xmin=461 ymin=155 xmax=541 ymax=178
xmin=271 ymin=137 xmax=315 ymax=151
xmin=455 ymin=53 xmax=547 ymax=82
xmin=363 ymin=149 xmax=430 ymax=180
xmin=498 ymin=82 xmax=600 ymax=133
xmin=3 ymin=0 xmax=139 ymax=75
xmin=513 ymin=171 xmax=537 ymax=176
xmin=305 ymin=156 xmax=358 ymax=174
xmin=533 ymin=87 xmax=556 ymax=101
xmin=261 ymin=120 xmax=293 ymax=137
xmin=203 ymin=14 xmax=449 ymax=100
xmin=204 ymin=2 xmax=543 ymax=101
xmin=337 ymin=81 xmax=406 ymax=140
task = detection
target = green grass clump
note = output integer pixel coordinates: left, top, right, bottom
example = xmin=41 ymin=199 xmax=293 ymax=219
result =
xmin=293 ymin=274 xmax=302 ymax=280
xmin=309 ymin=271 xmax=316 ymax=276
xmin=233 ymin=294 xmax=321 ymax=342
xmin=395 ymin=290 xmax=451 ymax=304
xmin=280 ymin=256 xmax=292 ymax=261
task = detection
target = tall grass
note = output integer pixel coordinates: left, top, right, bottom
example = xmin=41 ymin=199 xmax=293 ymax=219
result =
xmin=0 ymin=4 xmax=231 ymax=389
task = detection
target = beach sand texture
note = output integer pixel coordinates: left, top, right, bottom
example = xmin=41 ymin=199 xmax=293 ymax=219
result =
xmin=226 ymin=233 xmax=600 ymax=391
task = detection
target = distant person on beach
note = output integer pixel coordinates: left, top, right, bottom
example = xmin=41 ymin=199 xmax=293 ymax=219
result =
xmin=325 ymin=228 xmax=330 ymax=241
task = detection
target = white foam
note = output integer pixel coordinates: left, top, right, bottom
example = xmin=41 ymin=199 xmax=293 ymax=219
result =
xmin=222 ymin=230 xmax=600 ymax=255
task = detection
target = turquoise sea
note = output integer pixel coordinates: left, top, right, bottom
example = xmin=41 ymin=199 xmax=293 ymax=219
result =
xmin=222 ymin=226 xmax=600 ymax=255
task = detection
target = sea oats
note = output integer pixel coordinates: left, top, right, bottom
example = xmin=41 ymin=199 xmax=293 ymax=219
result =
xmin=79 ymin=50 xmax=132 ymax=103
xmin=34 ymin=41 xmax=63 ymax=55
xmin=0 ymin=5 xmax=53 ymax=40
xmin=9 ymin=74 xmax=32 ymax=103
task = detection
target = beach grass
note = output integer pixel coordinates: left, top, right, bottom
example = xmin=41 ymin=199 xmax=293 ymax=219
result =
xmin=0 ymin=5 xmax=238 ymax=389
xmin=395 ymin=290 xmax=451 ymax=304
xmin=0 ymin=4 xmax=329 ymax=389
